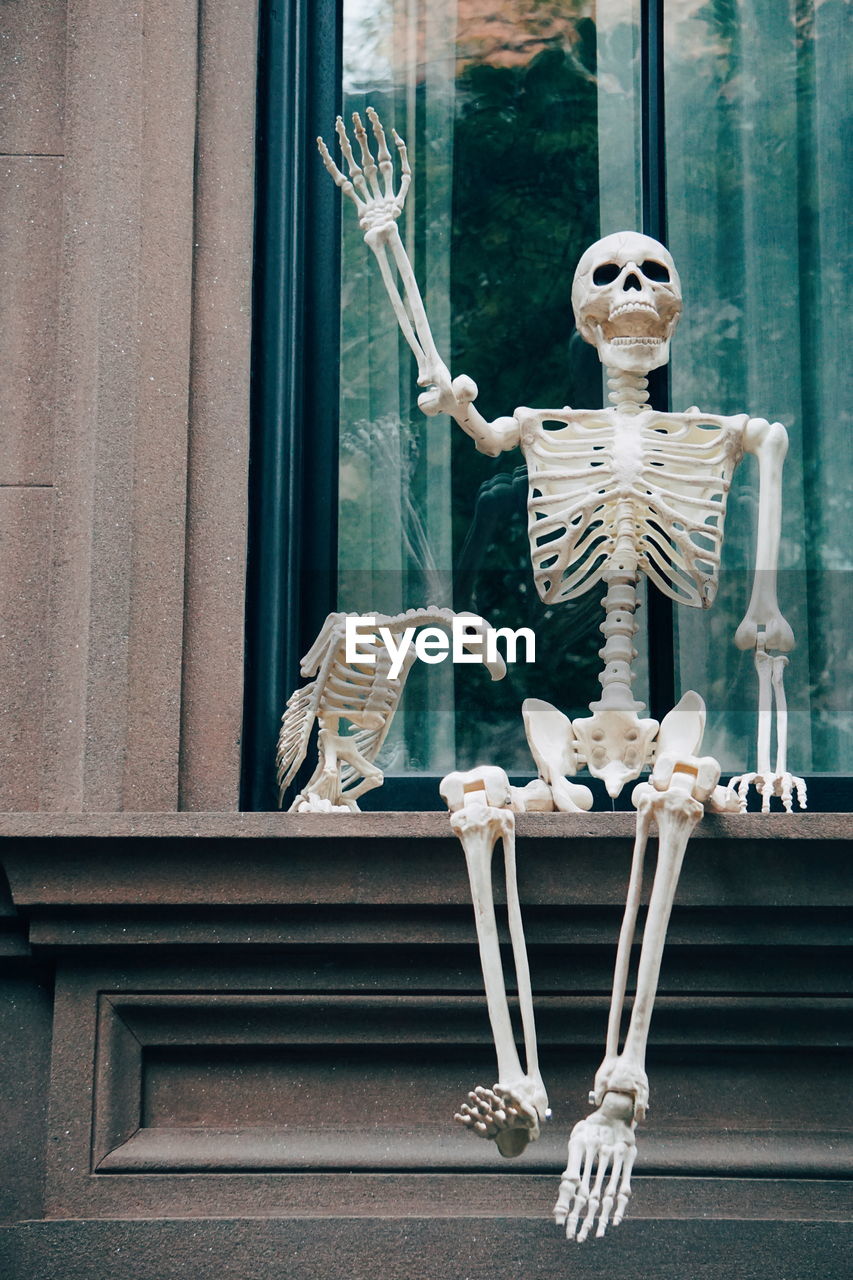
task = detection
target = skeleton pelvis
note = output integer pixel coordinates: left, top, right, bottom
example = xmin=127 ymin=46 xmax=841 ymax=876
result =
xmin=572 ymin=710 xmax=659 ymax=798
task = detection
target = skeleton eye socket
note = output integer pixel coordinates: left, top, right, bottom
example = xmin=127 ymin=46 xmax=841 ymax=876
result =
xmin=592 ymin=262 xmax=621 ymax=285
xmin=641 ymin=259 xmax=670 ymax=282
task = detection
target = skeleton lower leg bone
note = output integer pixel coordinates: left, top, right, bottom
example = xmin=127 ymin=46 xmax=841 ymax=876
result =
xmin=602 ymin=802 xmax=652 ymax=1072
xmin=501 ymin=806 xmax=547 ymax=1109
xmin=442 ymin=769 xmax=547 ymax=1156
xmin=611 ymin=776 xmax=704 ymax=1112
xmin=558 ymin=696 xmax=717 ymax=1240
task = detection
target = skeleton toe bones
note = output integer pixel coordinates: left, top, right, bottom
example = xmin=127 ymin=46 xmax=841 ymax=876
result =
xmin=554 ymin=1090 xmax=637 ymax=1241
xmin=441 ymin=766 xmax=549 ymax=1155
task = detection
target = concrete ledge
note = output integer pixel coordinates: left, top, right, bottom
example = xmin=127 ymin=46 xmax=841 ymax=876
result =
xmin=0 ymin=809 xmax=848 ymax=840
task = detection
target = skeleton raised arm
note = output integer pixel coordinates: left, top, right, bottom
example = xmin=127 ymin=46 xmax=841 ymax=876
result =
xmin=318 ymin=110 xmax=519 ymax=456
xmin=728 ymin=416 xmax=806 ymax=812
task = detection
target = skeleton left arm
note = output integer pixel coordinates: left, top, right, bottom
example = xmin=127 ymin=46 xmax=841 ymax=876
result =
xmin=730 ymin=418 xmax=806 ymax=810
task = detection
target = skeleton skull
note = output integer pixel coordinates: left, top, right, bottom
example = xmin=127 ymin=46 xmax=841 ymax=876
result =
xmin=572 ymin=232 xmax=682 ymax=374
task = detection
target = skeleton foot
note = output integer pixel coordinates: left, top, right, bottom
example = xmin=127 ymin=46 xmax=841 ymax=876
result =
xmin=554 ymin=1092 xmax=637 ymax=1241
xmin=292 ymin=794 xmax=355 ymax=814
xmin=455 ymin=1081 xmax=544 ymax=1157
xmin=727 ymin=770 xmax=807 ymax=813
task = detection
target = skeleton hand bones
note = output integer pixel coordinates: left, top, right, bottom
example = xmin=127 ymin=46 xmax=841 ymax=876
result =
xmin=318 ymin=109 xmax=455 ymax=399
xmin=318 ymin=111 xmax=519 ymax=455
xmin=317 ymin=108 xmax=410 ymax=244
xmin=728 ymin=643 xmax=807 ymax=812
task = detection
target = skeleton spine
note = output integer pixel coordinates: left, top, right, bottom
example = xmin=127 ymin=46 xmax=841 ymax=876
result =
xmin=589 ymin=365 xmax=650 ymax=710
xmin=594 ymin=502 xmax=642 ymax=711
xmin=606 ymin=367 xmax=650 ymax=415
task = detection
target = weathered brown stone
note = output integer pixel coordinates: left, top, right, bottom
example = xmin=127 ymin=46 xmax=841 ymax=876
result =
xmin=0 ymin=487 xmax=53 ymax=809
xmin=35 ymin=0 xmax=255 ymax=812
xmin=178 ymin=0 xmax=257 ymax=811
xmin=0 ymin=158 xmax=62 ymax=485
xmin=0 ymin=0 xmax=65 ymax=156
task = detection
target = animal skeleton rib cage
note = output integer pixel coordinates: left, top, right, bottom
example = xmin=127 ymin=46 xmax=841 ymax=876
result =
xmin=278 ymin=609 xmax=504 ymax=813
xmin=523 ymin=407 xmax=742 ymax=607
xmin=296 ymin=107 xmax=809 ymax=1244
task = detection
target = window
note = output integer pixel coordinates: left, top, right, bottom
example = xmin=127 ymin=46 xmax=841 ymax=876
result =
xmin=244 ymin=0 xmax=851 ymax=811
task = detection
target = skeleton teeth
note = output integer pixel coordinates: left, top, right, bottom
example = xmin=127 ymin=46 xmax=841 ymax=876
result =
xmin=611 ymin=336 xmax=662 ymax=345
xmin=610 ymin=302 xmax=657 ymax=319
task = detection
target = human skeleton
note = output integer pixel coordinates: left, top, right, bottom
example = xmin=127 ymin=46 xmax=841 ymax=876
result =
xmin=316 ymin=108 xmax=806 ymax=1241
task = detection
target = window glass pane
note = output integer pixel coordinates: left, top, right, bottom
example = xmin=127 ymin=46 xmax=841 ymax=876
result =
xmin=338 ymin=0 xmax=642 ymax=777
xmin=665 ymin=0 xmax=852 ymax=773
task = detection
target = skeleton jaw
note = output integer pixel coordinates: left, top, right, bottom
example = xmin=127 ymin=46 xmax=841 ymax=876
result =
xmin=593 ymin=319 xmax=674 ymax=375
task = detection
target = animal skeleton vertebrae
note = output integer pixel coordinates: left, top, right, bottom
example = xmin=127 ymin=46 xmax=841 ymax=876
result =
xmin=313 ymin=109 xmax=807 ymax=1241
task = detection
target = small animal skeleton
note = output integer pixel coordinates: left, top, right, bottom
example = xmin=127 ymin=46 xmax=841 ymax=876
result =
xmin=319 ymin=109 xmax=806 ymax=1241
xmin=277 ymin=609 xmax=505 ymax=812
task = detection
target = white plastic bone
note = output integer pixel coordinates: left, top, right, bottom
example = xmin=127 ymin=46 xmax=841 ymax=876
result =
xmin=554 ymin=1091 xmax=637 ymax=1241
xmin=735 ymin=418 xmax=794 ymax=652
xmin=440 ymin=767 xmax=548 ymax=1156
xmin=520 ymin=396 xmax=744 ymax=610
xmin=728 ymin=646 xmax=807 ymax=813
xmin=521 ymin=698 xmax=594 ymax=812
xmin=590 ymin=693 xmax=711 ymax=1114
xmin=726 ymin=417 xmax=805 ymax=810
xmin=556 ymin=695 xmax=720 ymax=1240
xmin=278 ymin=610 xmax=505 ymax=811
xmin=318 ymin=113 xmax=520 ymax=457
xmin=571 ymin=232 xmax=682 ymax=374
xmin=323 ymin=114 xmax=802 ymax=803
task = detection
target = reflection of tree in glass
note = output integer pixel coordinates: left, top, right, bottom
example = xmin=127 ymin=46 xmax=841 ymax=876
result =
xmin=447 ymin=39 xmax=610 ymax=767
xmin=663 ymin=0 xmax=851 ymax=771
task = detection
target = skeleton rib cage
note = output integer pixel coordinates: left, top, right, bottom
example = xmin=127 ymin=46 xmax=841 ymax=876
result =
xmin=522 ymin=409 xmax=745 ymax=607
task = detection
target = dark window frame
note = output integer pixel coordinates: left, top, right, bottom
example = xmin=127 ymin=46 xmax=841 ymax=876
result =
xmin=242 ymin=0 xmax=851 ymax=813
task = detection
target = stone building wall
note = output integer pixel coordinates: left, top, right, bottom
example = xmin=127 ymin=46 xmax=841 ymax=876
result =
xmin=0 ymin=0 xmax=257 ymax=814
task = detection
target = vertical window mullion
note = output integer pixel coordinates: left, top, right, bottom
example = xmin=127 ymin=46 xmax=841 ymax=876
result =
xmin=242 ymin=0 xmax=342 ymax=811
xmin=641 ymin=0 xmax=676 ymax=722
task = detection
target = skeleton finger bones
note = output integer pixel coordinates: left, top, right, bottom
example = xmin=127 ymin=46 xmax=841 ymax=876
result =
xmin=317 ymin=108 xmax=410 ymax=240
xmin=727 ymin=644 xmax=807 ymax=812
